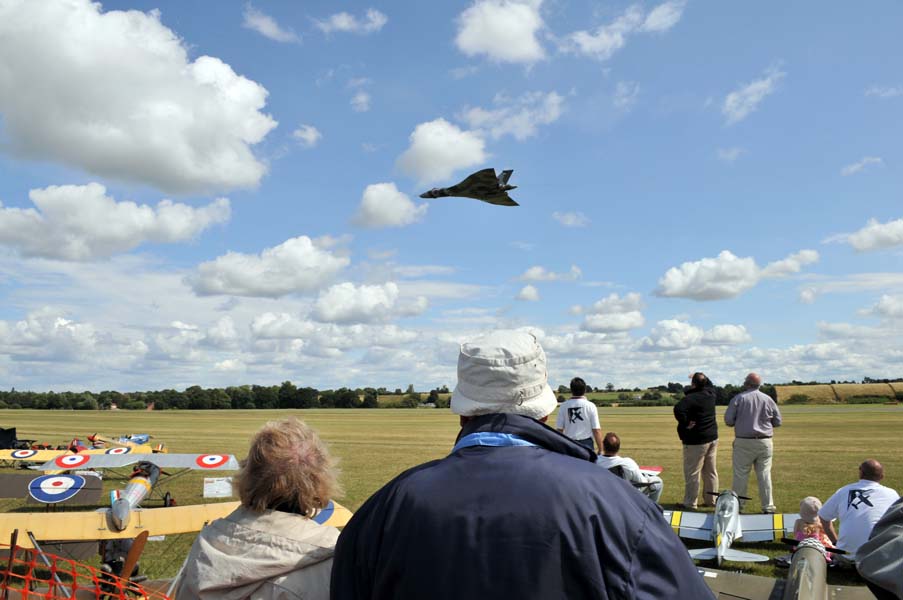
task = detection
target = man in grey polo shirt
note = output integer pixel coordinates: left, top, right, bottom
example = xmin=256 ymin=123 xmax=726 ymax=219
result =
xmin=724 ymin=372 xmax=782 ymax=513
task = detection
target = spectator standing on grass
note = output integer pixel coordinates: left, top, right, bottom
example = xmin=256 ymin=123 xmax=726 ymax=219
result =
xmin=673 ymin=372 xmax=719 ymax=510
xmin=556 ymin=376 xmax=603 ymax=453
xmin=174 ymin=418 xmax=341 ymax=600
xmin=725 ymin=372 xmax=781 ymax=513
xmin=596 ymin=431 xmax=664 ymax=503
xmin=330 ymin=329 xmax=714 ymax=600
xmin=819 ymin=459 xmax=899 ymax=564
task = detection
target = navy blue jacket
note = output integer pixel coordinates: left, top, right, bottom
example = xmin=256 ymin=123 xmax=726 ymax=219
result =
xmin=330 ymin=413 xmax=713 ymax=599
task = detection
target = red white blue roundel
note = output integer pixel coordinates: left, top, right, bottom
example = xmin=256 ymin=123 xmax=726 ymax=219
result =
xmin=11 ymin=449 xmax=38 ymax=459
xmin=105 ymin=447 xmax=131 ymax=455
xmin=55 ymin=453 xmax=91 ymax=468
xmin=195 ymin=454 xmax=229 ymax=468
xmin=28 ymin=475 xmax=86 ymax=504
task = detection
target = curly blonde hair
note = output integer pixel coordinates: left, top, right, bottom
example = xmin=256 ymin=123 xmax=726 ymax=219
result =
xmin=237 ymin=417 xmax=341 ymax=516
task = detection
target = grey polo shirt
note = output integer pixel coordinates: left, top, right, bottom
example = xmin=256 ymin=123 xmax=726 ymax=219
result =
xmin=724 ymin=388 xmax=782 ymax=438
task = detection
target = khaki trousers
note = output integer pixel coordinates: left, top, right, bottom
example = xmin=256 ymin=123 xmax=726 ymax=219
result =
xmin=732 ymin=437 xmax=775 ymax=511
xmin=682 ymin=440 xmax=718 ymax=508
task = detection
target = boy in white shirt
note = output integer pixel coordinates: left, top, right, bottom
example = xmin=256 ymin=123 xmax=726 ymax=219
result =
xmin=556 ymin=377 xmax=602 ymax=453
xmin=819 ymin=459 xmax=900 ymax=562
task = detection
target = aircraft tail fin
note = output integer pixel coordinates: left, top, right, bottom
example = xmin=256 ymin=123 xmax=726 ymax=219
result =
xmin=498 ymin=169 xmax=513 ymax=185
xmin=688 ymin=547 xmax=770 ymax=563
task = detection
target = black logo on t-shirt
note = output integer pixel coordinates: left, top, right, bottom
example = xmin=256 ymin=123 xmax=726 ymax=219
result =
xmin=847 ymin=489 xmax=874 ymax=510
xmin=568 ymin=407 xmax=584 ymax=424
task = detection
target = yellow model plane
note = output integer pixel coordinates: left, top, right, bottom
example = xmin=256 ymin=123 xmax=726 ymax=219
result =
xmin=0 ymin=499 xmax=353 ymax=548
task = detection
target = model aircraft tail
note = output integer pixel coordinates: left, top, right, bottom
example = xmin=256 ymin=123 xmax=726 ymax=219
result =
xmin=498 ymin=169 xmax=513 ymax=185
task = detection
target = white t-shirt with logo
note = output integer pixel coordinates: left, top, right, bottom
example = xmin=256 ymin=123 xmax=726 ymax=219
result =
xmin=819 ymin=479 xmax=900 ymax=558
xmin=555 ymin=397 xmax=600 ymax=441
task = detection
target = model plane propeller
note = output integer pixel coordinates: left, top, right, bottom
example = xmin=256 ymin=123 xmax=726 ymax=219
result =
xmin=419 ymin=168 xmax=519 ymax=206
xmin=663 ymin=490 xmax=800 ymax=565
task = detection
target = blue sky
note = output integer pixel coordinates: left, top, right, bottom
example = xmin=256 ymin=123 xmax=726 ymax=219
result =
xmin=0 ymin=0 xmax=901 ymax=391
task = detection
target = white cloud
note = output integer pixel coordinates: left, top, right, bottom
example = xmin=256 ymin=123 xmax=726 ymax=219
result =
xmin=214 ymin=359 xmax=246 ymax=372
xmin=397 ymin=118 xmax=488 ymax=184
xmin=351 ymin=91 xmax=371 ymax=112
xmin=722 ymin=66 xmax=785 ymax=125
xmin=552 ymin=211 xmax=590 ymax=228
xmin=840 ymin=156 xmax=883 ymax=176
xmin=519 ymin=265 xmax=581 ymax=282
xmin=865 ymin=295 xmax=903 ymax=319
xmin=0 ymin=0 xmax=277 ymax=194
xmin=455 ymin=0 xmax=546 ymax=65
xmin=205 ymin=316 xmax=239 ymax=349
xmin=799 ymin=288 xmax=817 ymax=304
xmin=717 ymin=147 xmax=744 ymax=162
xmin=313 ymin=282 xmax=428 ymax=323
xmin=579 ymin=292 xmax=644 ymax=333
xmin=641 ymin=0 xmax=687 ymax=32
xmin=703 ymin=324 xmax=751 ymax=345
xmin=865 ymin=85 xmax=903 ymax=99
xmin=760 ymin=249 xmax=820 ymax=277
xmin=460 ymin=91 xmax=564 ymax=141
xmin=561 ymin=1 xmax=685 ymax=62
xmin=292 ymin=125 xmax=322 ymax=148
xmin=655 ymin=249 xmax=819 ymax=300
xmin=316 ymin=9 xmax=388 ymax=34
xmin=833 ymin=217 xmax=903 ymax=252
xmin=641 ymin=319 xmax=704 ymax=350
xmin=353 ymin=183 xmax=428 ymax=228
xmin=189 ymin=236 xmax=350 ymax=298
xmin=516 ymin=284 xmax=540 ymax=301
xmin=613 ymin=81 xmax=640 ymax=110
xmin=242 ymin=4 xmax=300 ymax=43
xmin=0 ymin=183 xmax=229 ymax=261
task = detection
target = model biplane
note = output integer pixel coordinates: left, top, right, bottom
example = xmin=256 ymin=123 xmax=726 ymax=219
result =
xmin=663 ymin=490 xmax=799 ymax=565
xmin=0 ymin=472 xmax=103 ymax=506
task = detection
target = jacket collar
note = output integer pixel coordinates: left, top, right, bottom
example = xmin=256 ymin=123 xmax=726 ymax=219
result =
xmin=456 ymin=413 xmax=596 ymax=463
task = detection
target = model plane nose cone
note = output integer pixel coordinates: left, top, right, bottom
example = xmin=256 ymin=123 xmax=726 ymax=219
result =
xmin=111 ymin=498 xmax=131 ymax=532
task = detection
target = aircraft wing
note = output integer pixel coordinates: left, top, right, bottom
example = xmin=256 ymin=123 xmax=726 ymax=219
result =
xmin=1 ymin=499 xmax=353 ymax=547
xmin=0 ymin=449 xmax=67 ymax=463
xmin=446 ymin=168 xmax=497 ymax=196
xmin=696 ymin=568 xmax=876 ymax=600
xmin=737 ymin=513 xmax=798 ymax=542
xmin=662 ymin=510 xmax=713 ymax=541
xmin=39 ymin=452 xmax=239 ymax=472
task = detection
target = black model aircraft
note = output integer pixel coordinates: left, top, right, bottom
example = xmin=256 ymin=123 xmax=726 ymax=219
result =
xmin=419 ymin=168 xmax=518 ymax=206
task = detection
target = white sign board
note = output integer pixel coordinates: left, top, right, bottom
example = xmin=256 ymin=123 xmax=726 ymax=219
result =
xmin=203 ymin=477 xmax=234 ymax=498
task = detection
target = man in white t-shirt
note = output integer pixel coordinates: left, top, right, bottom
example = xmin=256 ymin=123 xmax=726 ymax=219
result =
xmin=819 ymin=459 xmax=900 ymax=562
xmin=596 ymin=432 xmax=663 ymax=503
xmin=556 ymin=377 xmax=603 ymax=453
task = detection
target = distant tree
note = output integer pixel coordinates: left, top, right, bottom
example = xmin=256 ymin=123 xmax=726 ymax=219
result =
xmin=298 ymin=387 xmax=320 ymax=409
xmin=252 ymin=385 xmax=279 ymax=409
xmin=605 ymin=383 xmax=615 ymax=392
xmin=666 ymin=382 xmax=684 ymax=393
xmin=439 ymin=384 xmax=449 ymax=394
xmin=558 ymin=385 xmax=569 ymax=394
xmin=427 ymin=389 xmax=440 ymax=405
xmin=334 ymin=388 xmax=361 ymax=408
xmin=278 ymin=381 xmax=299 ymax=408
xmin=405 ymin=384 xmax=416 ymax=395
xmin=394 ymin=388 xmax=402 ymax=395
xmin=361 ymin=390 xmax=379 ymax=408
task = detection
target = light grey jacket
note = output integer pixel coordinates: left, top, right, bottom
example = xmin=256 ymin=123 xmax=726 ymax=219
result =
xmin=173 ymin=506 xmax=340 ymax=600
xmin=857 ymin=497 xmax=903 ymax=599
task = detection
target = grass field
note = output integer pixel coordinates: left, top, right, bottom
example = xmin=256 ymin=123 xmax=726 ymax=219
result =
xmin=2 ymin=406 xmax=902 ymax=585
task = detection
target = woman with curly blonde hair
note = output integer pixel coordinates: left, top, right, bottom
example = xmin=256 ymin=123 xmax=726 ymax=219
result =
xmin=174 ymin=418 xmax=341 ymax=600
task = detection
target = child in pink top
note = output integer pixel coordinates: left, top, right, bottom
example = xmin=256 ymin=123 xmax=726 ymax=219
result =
xmin=794 ymin=496 xmax=832 ymax=560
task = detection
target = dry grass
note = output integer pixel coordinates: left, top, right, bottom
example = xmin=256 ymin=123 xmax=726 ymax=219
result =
xmin=832 ymin=383 xmax=895 ymax=401
xmin=774 ymin=384 xmax=837 ymax=403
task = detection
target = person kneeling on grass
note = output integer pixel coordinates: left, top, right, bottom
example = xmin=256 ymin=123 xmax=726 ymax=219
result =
xmin=330 ymin=329 xmax=712 ymax=600
xmin=596 ymin=432 xmax=664 ymax=503
xmin=173 ymin=418 xmax=341 ymax=600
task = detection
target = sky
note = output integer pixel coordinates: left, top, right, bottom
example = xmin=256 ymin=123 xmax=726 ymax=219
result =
xmin=0 ymin=0 xmax=902 ymax=392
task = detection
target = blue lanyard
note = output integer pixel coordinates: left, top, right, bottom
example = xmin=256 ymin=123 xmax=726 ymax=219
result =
xmin=452 ymin=432 xmax=539 ymax=453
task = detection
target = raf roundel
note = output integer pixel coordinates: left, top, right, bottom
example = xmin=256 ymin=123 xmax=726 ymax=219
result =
xmin=55 ymin=453 xmax=91 ymax=468
xmin=28 ymin=474 xmax=86 ymax=504
xmin=105 ymin=447 xmax=131 ymax=455
xmin=195 ymin=454 xmax=229 ymax=469
xmin=11 ymin=449 xmax=38 ymax=459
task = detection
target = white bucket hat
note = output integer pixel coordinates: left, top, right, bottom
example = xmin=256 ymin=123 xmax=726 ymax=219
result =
xmin=451 ymin=329 xmax=557 ymax=419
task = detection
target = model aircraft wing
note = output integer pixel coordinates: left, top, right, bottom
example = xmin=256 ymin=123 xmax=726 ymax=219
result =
xmin=738 ymin=513 xmax=797 ymax=542
xmin=446 ymin=168 xmax=497 ymax=195
xmin=696 ymin=568 xmax=779 ymax=600
xmin=26 ymin=473 xmax=103 ymax=505
xmin=1 ymin=499 xmax=353 ymax=547
xmin=0 ymin=449 xmax=67 ymax=463
xmin=662 ymin=510 xmax=713 ymax=541
xmin=39 ymin=452 xmax=239 ymax=472
xmin=639 ymin=466 xmax=663 ymax=477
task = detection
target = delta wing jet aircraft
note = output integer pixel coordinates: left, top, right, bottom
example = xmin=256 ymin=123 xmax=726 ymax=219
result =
xmin=419 ymin=168 xmax=519 ymax=206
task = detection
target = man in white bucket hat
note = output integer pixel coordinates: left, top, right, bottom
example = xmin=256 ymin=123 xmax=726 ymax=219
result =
xmin=331 ymin=330 xmax=711 ymax=599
